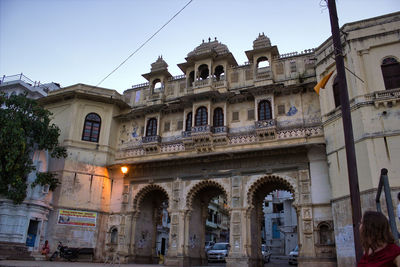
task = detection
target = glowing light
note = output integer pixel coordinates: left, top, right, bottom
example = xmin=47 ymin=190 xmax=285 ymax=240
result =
xmin=121 ymin=166 xmax=128 ymax=174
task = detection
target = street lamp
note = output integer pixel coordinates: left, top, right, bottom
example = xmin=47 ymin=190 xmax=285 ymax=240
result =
xmin=121 ymin=166 xmax=128 ymax=175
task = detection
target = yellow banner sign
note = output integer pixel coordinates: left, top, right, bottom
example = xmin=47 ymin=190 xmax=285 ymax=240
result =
xmin=57 ymin=209 xmax=97 ymax=227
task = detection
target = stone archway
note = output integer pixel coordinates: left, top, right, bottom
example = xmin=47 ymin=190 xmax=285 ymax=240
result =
xmin=184 ymin=180 xmax=230 ymax=266
xmin=130 ymin=184 xmax=170 ymax=264
xmin=246 ymin=174 xmax=297 ymax=267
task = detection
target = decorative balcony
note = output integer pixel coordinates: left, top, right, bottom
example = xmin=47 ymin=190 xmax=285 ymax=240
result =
xmin=255 ymin=119 xmax=277 ymax=141
xmin=191 ymin=125 xmax=213 ymax=152
xmin=142 ymin=135 xmax=161 ymax=153
xmin=181 ymin=131 xmax=194 ymax=151
xmin=193 ymin=78 xmax=211 ymax=87
xmin=212 ymin=126 xmax=228 ymax=145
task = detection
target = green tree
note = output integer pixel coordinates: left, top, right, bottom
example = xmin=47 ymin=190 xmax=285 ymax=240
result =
xmin=0 ymin=93 xmax=67 ymax=204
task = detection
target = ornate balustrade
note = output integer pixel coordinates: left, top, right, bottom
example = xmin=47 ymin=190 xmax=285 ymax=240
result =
xmin=193 ymin=79 xmax=211 ymax=87
xmin=142 ymin=135 xmax=161 ymax=144
xmin=192 ymin=125 xmax=211 ymax=134
xmin=181 ymin=131 xmax=192 ymax=138
xmin=255 ymin=70 xmax=272 ymax=80
xmin=255 ymin=119 xmax=276 ymax=129
xmin=212 ymin=126 xmax=228 ymax=134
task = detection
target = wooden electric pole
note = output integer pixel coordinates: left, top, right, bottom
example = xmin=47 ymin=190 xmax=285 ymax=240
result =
xmin=327 ymin=0 xmax=363 ymax=263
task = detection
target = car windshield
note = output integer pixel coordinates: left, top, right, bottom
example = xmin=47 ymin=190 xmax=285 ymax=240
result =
xmin=212 ymin=243 xmax=228 ymax=250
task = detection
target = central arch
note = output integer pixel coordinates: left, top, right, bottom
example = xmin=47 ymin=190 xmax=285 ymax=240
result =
xmin=185 ymin=180 xmax=230 ymax=266
xmin=132 ymin=184 xmax=170 ymax=264
xmin=246 ymin=175 xmax=298 ymax=267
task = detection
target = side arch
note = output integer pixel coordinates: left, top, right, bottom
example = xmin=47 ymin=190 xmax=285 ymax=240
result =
xmin=245 ymin=174 xmax=298 ymax=210
xmin=185 ymin=179 xmax=230 ymax=210
xmin=132 ymin=183 xmax=170 ymax=212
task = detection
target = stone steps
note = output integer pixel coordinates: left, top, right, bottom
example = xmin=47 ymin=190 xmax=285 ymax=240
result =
xmin=0 ymin=242 xmax=35 ymax=261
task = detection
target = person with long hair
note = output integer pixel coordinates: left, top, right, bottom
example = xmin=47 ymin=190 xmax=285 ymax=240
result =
xmin=358 ymin=211 xmax=400 ymax=266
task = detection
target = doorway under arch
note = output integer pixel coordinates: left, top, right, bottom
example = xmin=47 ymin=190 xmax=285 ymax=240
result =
xmin=132 ymin=185 xmax=169 ymax=264
xmin=247 ymin=175 xmax=298 ymax=267
xmin=185 ymin=180 xmax=230 ymax=266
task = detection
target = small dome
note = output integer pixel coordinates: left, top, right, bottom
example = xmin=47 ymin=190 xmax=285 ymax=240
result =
xmin=150 ymin=56 xmax=168 ymax=72
xmin=187 ymin=37 xmax=230 ymax=57
xmin=253 ymin=33 xmax=271 ymax=49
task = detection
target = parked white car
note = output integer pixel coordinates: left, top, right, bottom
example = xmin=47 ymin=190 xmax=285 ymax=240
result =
xmin=207 ymin=242 xmax=230 ymax=262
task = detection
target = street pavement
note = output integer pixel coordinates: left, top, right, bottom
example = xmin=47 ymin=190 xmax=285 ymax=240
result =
xmin=0 ymin=257 xmax=293 ymax=267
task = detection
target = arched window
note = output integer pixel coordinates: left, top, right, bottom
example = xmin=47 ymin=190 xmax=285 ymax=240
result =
xmin=258 ymin=100 xmax=272 ymax=121
xmin=318 ymin=223 xmax=333 ymax=245
xmin=146 ymin=118 xmax=157 ymax=136
xmin=110 ymin=228 xmax=118 ymax=244
xmin=257 ymin=56 xmax=270 ymax=69
xmin=381 ymin=57 xmax=400 ymax=90
xmin=198 ymin=64 xmax=209 ymax=80
xmin=214 ymin=65 xmax=225 ymax=81
xmin=188 ymin=71 xmax=195 ymax=87
xmin=213 ymin=108 xmax=224 ymax=127
xmin=153 ymin=79 xmax=162 ymax=92
xmin=333 ymin=76 xmax=341 ymax=108
xmin=195 ymin=106 xmax=208 ymax=126
xmin=82 ymin=113 xmax=101 ymax=142
xmin=185 ymin=112 xmax=192 ymax=131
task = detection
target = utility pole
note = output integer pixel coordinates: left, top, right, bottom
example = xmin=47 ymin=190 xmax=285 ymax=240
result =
xmin=327 ymin=0 xmax=363 ymax=263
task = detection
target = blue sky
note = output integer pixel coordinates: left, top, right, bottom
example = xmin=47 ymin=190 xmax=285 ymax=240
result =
xmin=1 ymin=0 xmax=399 ymax=93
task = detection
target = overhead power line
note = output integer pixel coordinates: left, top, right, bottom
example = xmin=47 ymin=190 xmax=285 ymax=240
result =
xmin=96 ymin=0 xmax=194 ymax=87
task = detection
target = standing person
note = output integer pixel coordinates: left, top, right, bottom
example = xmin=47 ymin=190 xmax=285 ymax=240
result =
xmin=41 ymin=240 xmax=50 ymax=259
xmin=358 ymin=211 xmax=400 ymax=266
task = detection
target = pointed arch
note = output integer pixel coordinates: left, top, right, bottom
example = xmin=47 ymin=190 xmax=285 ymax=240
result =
xmin=246 ymin=174 xmax=297 ymax=210
xmin=185 ymin=180 xmax=229 ymax=210
xmin=132 ymin=184 xmax=170 ymax=212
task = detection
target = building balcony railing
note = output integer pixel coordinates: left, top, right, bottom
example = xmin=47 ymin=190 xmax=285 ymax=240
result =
xmin=255 ymin=70 xmax=272 ymax=80
xmin=193 ymin=79 xmax=211 ymax=87
xmin=211 ymin=126 xmax=228 ymax=134
xmin=142 ymin=135 xmax=161 ymax=144
xmin=181 ymin=131 xmax=192 ymax=138
xmin=191 ymin=125 xmax=211 ymax=134
xmin=255 ymin=119 xmax=276 ymax=129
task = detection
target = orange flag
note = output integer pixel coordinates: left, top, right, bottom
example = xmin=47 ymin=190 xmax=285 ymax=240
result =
xmin=314 ymin=70 xmax=334 ymax=95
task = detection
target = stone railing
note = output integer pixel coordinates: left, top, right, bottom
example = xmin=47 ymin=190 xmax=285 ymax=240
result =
xmin=142 ymin=135 xmax=161 ymax=143
xmin=115 ymin=124 xmax=323 ymax=160
xmin=194 ymin=79 xmax=211 ymax=87
xmin=212 ymin=126 xmax=228 ymax=134
xmin=255 ymin=119 xmax=276 ymax=129
xmin=192 ymin=125 xmax=211 ymax=133
xmin=131 ymin=82 xmax=149 ymax=89
xmin=181 ymin=131 xmax=192 ymax=138
xmin=255 ymin=71 xmax=272 ymax=80
xmin=364 ymin=87 xmax=400 ymax=102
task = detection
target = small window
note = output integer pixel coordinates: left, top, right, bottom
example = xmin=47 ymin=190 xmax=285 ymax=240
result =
xmin=381 ymin=57 xmax=400 ymax=90
xmin=214 ymin=65 xmax=225 ymax=81
xmin=146 ymin=118 xmax=157 ymax=136
xmin=185 ymin=112 xmax=192 ymax=131
xmin=195 ymin=106 xmax=208 ymax=126
xmin=278 ymin=105 xmax=285 ymax=115
xmin=290 ymin=60 xmax=297 ymax=72
xmin=231 ymin=72 xmax=239 ymax=83
xmin=257 ymin=56 xmax=270 ymax=69
xmin=164 ymin=121 xmax=170 ymax=132
xmin=82 ymin=113 xmax=101 ymax=143
xmin=258 ymin=100 xmax=272 ymax=121
xmin=247 ymin=109 xmax=255 ymax=120
xmin=213 ymin=108 xmax=224 ymax=127
xmin=232 ymin=111 xmax=239 ymax=121
xmin=275 ymin=62 xmax=284 ymax=75
xmin=333 ymin=76 xmax=340 ymax=108
xmin=135 ymin=90 xmax=141 ymax=102
xmin=198 ymin=64 xmax=209 ymax=80
xmin=177 ymin=120 xmax=183 ymax=130
xmin=110 ymin=228 xmax=118 ymax=244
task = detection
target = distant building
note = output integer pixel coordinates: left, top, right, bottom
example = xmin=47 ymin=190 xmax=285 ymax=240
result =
xmin=0 ymin=73 xmax=60 ymax=99
xmin=263 ymin=191 xmax=297 ymax=255
xmin=0 ymin=74 xmax=60 ymax=256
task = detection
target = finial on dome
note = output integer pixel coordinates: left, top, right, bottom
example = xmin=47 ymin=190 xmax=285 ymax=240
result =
xmin=208 ymin=37 xmax=211 ymax=42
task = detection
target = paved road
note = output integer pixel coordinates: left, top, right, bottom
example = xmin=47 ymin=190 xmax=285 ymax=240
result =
xmin=0 ymin=258 xmax=293 ymax=267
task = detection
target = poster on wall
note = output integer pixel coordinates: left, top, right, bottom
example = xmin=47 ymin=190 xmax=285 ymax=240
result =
xmin=57 ymin=209 xmax=97 ymax=227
